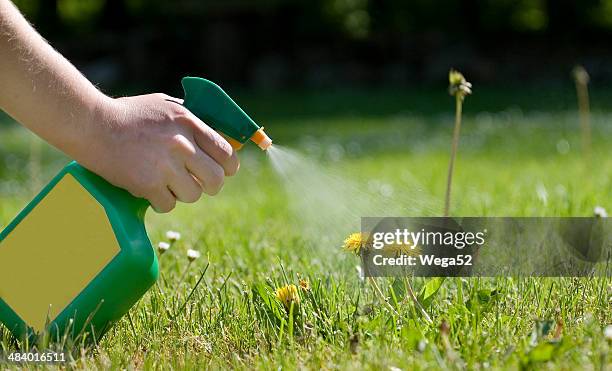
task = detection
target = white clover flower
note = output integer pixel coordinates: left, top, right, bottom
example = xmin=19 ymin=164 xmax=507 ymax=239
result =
xmin=594 ymin=206 xmax=608 ymax=218
xmin=166 ymin=230 xmax=181 ymax=242
xmin=187 ymin=249 xmax=201 ymax=262
xmin=157 ymin=242 xmax=170 ymax=254
xmin=605 ymin=325 xmax=612 ymax=341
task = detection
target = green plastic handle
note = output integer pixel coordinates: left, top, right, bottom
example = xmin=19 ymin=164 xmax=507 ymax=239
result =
xmin=181 ymin=77 xmax=260 ymax=144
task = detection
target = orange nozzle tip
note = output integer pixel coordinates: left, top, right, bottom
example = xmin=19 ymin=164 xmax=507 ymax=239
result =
xmin=250 ymin=127 xmax=272 ymax=151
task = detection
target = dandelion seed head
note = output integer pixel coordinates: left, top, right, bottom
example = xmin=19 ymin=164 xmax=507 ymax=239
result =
xmin=573 ymin=65 xmax=590 ymax=85
xmin=448 ymin=69 xmax=472 ymax=99
xmin=604 ymin=325 xmax=612 ymax=340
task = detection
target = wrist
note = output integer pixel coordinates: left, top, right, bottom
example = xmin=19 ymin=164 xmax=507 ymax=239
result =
xmin=70 ymin=91 xmax=116 ymax=164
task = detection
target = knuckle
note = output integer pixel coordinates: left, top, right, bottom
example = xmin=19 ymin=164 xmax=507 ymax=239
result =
xmin=154 ymin=92 xmax=170 ymax=100
xmin=205 ymin=166 xmax=225 ymax=195
xmin=161 ymin=196 xmax=177 ymax=213
xmin=183 ymin=189 xmax=202 ymax=203
xmin=157 ymin=204 xmax=173 ymax=213
xmin=167 ymin=134 xmax=191 ymax=152
xmin=152 ymin=198 xmax=173 ymax=213
xmin=225 ymin=155 xmax=240 ymax=176
xmin=215 ymin=136 xmax=233 ymax=161
xmin=174 ymin=109 xmax=195 ymax=125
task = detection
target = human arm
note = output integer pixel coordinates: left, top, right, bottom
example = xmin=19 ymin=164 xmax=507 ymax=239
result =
xmin=0 ymin=0 xmax=239 ymax=212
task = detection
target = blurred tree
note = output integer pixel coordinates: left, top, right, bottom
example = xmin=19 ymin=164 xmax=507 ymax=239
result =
xmin=57 ymin=0 xmax=104 ymax=30
xmin=591 ymin=0 xmax=612 ymax=27
xmin=6 ymin=0 xmax=612 ymax=88
xmin=324 ymin=0 xmax=370 ymax=39
xmin=512 ymin=0 xmax=547 ymax=31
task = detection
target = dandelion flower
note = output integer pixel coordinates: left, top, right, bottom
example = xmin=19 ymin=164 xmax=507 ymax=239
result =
xmin=275 ymin=284 xmax=300 ymax=308
xmin=157 ymin=241 xmax=170 ymax=255
xmin=166 ymin=230 xmax=181 ymax=242
xmin=343 ymin=232 xmax=369 ymax=255
xmin=448 ymin=69 xmax=472 ymax=99
xmin=445 ymin=68 xmax=472 ymax=217
xmin=299 ymin=278 xmax=310 ymax=291
xmin=604 ymin=325 xmax=612 ymax=341
xmin=594 ymin=206 xmax=608 ymax=218
xmin=384 ymin=242 xmax=422 ymax=257
xmin=187 ymin=249 xmax=201 ymax=262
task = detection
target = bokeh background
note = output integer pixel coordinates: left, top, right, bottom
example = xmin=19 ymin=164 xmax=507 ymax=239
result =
xmin=1 ymin=0 xmax=611 ymax=193
xmin=9 ymin=0 xmax=612 ymax=91
xmin=1 ymin=0 xmax=611 ymax=212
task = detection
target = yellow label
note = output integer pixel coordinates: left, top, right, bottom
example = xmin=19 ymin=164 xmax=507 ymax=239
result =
xmin=0 ymin=174 xmax=120 ymax=332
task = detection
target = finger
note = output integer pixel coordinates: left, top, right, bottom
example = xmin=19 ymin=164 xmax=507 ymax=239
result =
xmin=149 ymin=186 xmax=177 ymax=213
xmin=165 ymin=97 xmax=184 ymax=105
xmin=187 ymin=114 xmax=240 ymax=176
xmin=168 ymin=167 xmax=203 ymax=203
xmin=185 ymin=147 xmax=225 ymax=196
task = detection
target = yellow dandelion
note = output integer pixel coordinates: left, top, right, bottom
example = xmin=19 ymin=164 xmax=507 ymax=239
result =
xmin=299 ymin=278 xmax=310 ymax=291
xmin=275 ymin=284 xmax=300 ymax=308
xmin=384 ymin=242 xmax=422 ymax=257
xmin=343 ymin=232 xmax=370 ymax=255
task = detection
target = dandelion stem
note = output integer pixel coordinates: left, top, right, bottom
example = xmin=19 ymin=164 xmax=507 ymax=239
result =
xmin=178 ymin=261 xmax=193 ymax=286
xmin=403 ymin=277 xmax=433 ymax=324
xmin=367 ymin=277 xmax=399 ymax=316
xmin=444 ymin=95 xmax=463 ymax=217
xmin=574 ymin=68 xmax=591 ymax=160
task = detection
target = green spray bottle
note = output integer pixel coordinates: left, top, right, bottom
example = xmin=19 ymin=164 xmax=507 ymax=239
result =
xmin=0 ymin=77 xmax=272 ymax=342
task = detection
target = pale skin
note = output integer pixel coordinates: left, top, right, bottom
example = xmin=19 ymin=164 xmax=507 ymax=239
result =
xmin=0 ymin=0 xmax=239 ymax=212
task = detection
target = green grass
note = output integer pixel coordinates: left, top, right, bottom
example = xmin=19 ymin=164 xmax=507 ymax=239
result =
xmin=0 ymin=89 xmax=611 ymax=370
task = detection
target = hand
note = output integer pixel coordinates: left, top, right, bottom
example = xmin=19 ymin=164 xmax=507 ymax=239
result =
xmin=77 ymin=93 xmax=240 ymax=213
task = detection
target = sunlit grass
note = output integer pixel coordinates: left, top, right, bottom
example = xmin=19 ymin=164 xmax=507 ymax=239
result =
xmin=0 ymin=92 xmax=611 ymax=369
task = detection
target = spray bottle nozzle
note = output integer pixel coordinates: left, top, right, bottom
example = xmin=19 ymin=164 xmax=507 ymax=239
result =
xmin=181 ymin=77 xmax=273 ymax=152
xmin=250 ymin=127 xmax=273 ymax=151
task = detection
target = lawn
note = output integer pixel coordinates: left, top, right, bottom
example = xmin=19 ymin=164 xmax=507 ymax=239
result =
xmin=0 ymin=86 xmax=611 ymax=370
